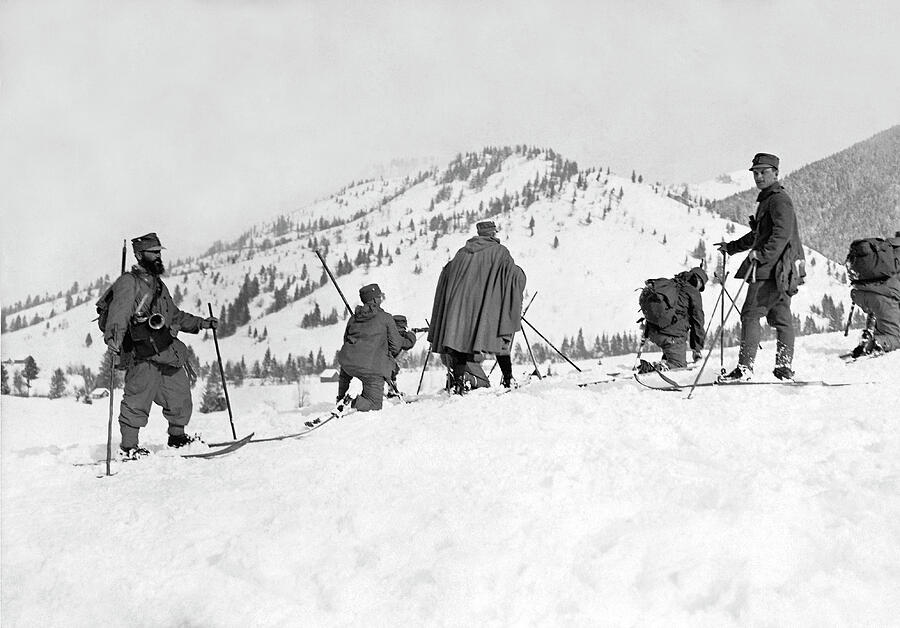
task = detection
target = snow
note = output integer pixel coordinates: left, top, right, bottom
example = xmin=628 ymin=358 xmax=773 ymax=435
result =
xmin=3 ymin=331 xmax=899 ymax=626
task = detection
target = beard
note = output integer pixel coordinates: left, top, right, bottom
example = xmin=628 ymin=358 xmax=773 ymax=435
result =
xmin=139 ymin=256 xmax=165 ymax=275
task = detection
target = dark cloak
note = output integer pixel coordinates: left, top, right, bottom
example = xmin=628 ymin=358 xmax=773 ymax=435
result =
xmin=428 ymin=236 xmax=526 ymax=355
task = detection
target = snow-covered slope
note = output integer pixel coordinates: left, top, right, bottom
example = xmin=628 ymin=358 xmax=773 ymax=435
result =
xmin=2 ymin=332 xmax=898 ymax=625
xmin=2 ymin=146 xmax=850 ymax=387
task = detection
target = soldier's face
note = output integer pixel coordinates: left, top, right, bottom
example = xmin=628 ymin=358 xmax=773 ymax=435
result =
xmin=140 ymin=250 xmax=165 ymax=275
xmin=752 ymin=167 xmax=778 ymax=190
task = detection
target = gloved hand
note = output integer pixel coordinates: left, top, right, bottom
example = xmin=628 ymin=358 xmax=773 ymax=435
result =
xmin=201 ymin=316 xmax=218 ymax=330
xmin=692 ymin=349 xmax=703 ymax=363
xmin=715 ymin=241 xmax=729 ymax=255
xmin=106 ymin=339 xmax=120 ymax=355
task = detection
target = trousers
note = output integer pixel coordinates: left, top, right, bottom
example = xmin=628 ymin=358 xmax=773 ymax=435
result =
xmin=119 ymin=359 xmax=192 ymax=447
xmin=738 ymin=278 xmax=794 ymax=368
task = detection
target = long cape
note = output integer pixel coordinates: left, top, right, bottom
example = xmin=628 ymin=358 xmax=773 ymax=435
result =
xmin=428 ymin=236 xmax=526 ymax=355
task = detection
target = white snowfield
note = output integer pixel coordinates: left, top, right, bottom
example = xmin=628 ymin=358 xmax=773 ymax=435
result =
xmin=1 ymin=332 xmax=898 ymax=626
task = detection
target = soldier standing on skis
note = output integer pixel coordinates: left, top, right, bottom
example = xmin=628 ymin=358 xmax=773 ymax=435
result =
xmin=716 ymin=153 xmax=806 ymax=382
xmin=101 ymin=232 xmax=218 ymax=458
xmin=428 ymin=220 xmax=526 ymax=393
xmin=637 ymin=266 xmax=707 ymax=372
xmin=336 ymin=283 xmax=402 ymax=411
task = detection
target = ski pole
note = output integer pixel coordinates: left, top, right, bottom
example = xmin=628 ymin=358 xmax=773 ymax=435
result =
xmin=687 ymin=261 xmax=756 ymax=399
xmin=843 ymin=304 xmax=855 ymax=337
xmin=105 ymin=239 xmax=127 ymax=476
xmin=631 ymin=323 xmax=649 ymax=372
xmin=520 ymin=316 xmax=582 ymax=372
xmin=490 ymin=291 xmax=538 ymax=376
xmin=314 ymin=248 xmax=353 ymax=315
xmin=719 ymin=251 xmax=727 ymax=372
xmin=520 ymin=326 xmax=543 ymax=379
xmin=416 ymin=320 xmax=432 ymax=395
xmin=208 ymin=303 xmax=237 ymax=440
xmin=105 ymin=350 xmax=115 ymax=477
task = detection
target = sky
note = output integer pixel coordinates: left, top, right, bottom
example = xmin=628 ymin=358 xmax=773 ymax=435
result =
xmin=1 ymin=0 xmax=899 ymax=305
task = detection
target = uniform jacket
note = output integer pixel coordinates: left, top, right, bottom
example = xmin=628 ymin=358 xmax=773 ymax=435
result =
xmin=398 ymin=328 xmax=417 ymax=352
xmin=428 ymin=236 xmax=526 ymax=355
xmin=338 ymin=302 xmax=402 ymax=378
xmin=104 ymin=266 xmax=204 ymax=355
xmin=650 ymin=272 xmax=706 ymax=350
xmin=726 ymin=184 xmax=805 ymax=291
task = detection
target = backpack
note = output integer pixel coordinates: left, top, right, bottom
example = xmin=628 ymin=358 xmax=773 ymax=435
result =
xmin=639 ymin=278 xmax=680 ymax=327
xmin=95 ymin=285 xmax=115 ymax=332
xmin=846 ymin=238 xmax=899 ymax=283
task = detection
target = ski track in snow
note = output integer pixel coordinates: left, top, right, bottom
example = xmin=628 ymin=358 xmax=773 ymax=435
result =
xmin=2 ymin=332 xmax=899 ymax=626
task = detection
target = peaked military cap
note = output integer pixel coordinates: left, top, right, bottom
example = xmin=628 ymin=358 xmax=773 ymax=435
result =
xmin=476 ymin=220 xmax=498 ymax=236
xmin=749 ymin=153 xmax=779 ymax=171
xmin=359 ymin=283 xmax=383 ymax=303
xmin=131 ymin=232 xmax=165 ymax=253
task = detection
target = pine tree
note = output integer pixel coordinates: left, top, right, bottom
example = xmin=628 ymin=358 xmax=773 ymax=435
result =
xmin=22 ymin=356 xmax=39 ymax=396
xmin=199 ymin=366 xmax=226 ymax=413
xmin=1 ymin=364 xmax=9 ymax=395
xmin=48 ymin=368 xmax=67 ymax=399
xmin=85 ymin=332 xmax=93 ymax=348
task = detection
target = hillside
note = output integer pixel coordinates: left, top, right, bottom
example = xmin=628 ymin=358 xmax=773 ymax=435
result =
xmin=2 ymin=145 xmax=854 ymax=394
xmin=711 ymin=125 xmax=900 ymax=261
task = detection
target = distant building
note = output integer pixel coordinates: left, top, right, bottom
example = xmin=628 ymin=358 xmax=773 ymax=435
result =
xmin=90 ymin=387 xmax=110 ymax=399
xmin=319 ymin=368 xmax=340 ymax=383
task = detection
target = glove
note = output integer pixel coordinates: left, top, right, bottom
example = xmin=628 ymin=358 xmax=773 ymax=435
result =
xmin=106 ymin=339 xmax=120 ymax=355
xmin=715 ymin=241 xmax=729 ymax=255
xmin=692 ymin=350 xmax=703 ymax=363
xmin=201 ymin=316 xmax=218 ymax=330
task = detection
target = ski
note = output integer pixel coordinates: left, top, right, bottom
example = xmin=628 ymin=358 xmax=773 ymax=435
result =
xmin=76 ymin=432 xmax=255 ymax=467
xmin=303 ymin=392 xmax=354 ymax=431
xmin=181 ymin=432 xmax=254 ymax=458
xmin=634 ymin=372 xmax=859 ymax=391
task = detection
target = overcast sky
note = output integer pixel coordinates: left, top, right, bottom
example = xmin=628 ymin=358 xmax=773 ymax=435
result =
xmin=2 ymin=0 xmax=898 ymax=305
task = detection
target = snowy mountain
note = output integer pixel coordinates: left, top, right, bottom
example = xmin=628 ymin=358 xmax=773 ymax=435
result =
xmin=2 ymin=145 xmax=854 ymax=391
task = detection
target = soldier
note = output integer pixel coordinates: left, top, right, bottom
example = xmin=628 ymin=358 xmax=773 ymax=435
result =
xmin=428 ymin=220 xmax=526 ymax=393
xmin=386 ymin=314 xmax=418 ymax=397
xmin=637 ymin=266 xmax=707 ymax=372
xmin=336 ymin=283 xmax=402 ymax=411
xmin=847 ymin=232 xmax=900 ymax=357
xmin=102 ymin=233 xmax=218 ymax=458
xmin=716 ymin=153 xmax=805 ymax=382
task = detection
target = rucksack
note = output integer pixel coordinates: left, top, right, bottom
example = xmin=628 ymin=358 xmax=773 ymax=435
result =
xmin=846 ymin=238 xmax=899 ymax=283
xmin=95 ymin=285 xmax=115 ymax=332
xmin=639 ymin=278 xmax=680 ymax=327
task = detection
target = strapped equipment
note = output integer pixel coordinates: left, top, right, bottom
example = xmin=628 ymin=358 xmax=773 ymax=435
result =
xmin=639 ymin=277 xmax=680 ymax=327
xmin=846 ymin=238 xmax=899 ymax=283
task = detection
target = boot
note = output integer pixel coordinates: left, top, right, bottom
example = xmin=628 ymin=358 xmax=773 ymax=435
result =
xmin=772 ymin=365 xmax=795 ymax=381
xmin=717 ymin=364 xmax=752 ymax=383
xmin=167 ymin=433 xmax=199 ymax=448
xmin=119 ymin=445 xmax=150 ymax=460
